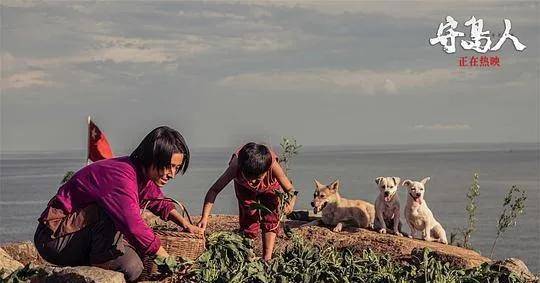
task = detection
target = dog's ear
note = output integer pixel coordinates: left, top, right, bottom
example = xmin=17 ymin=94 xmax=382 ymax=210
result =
xmin=392 ymin=177 xmax=401 ymax=187
xmin=375 ymin=177 xmax=384 ymax=186
xmin=329 ymin=179 xmax=340 ymax=191
xmin=402 ymin=179 xmax=412 ymax=188
xmin=420 ymin=177 xmax=431 ymax=185
xmin=314 ymin=179 xmax=324 ymax=189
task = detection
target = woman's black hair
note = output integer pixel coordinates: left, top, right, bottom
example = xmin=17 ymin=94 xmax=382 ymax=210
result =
xmin=130 ymin=126 xmax=190 ymax=175
xmin=237 ymin=142 xmax=272 ymax=178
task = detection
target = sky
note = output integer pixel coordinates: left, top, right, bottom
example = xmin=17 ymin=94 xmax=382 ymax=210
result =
xmin=1 ymin=0 xmax=538 ymax=152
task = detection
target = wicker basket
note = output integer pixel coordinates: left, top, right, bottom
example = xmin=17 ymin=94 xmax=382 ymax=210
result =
xmin=138 ymin=198 xmax=205 ymax=282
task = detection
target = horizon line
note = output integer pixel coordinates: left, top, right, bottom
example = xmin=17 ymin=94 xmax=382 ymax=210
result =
xmin=1 ymin=141 xmax=538 ymax=154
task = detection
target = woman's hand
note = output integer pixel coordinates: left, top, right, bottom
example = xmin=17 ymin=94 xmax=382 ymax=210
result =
xmin=197 ymin=217 xmax=208 ymax=231
xmin=186 ymin=224 xmax=204 ymax=235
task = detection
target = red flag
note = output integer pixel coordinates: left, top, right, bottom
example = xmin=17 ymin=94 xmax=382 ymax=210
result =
xmin=88 ymin=119 xmax=113 ymax=162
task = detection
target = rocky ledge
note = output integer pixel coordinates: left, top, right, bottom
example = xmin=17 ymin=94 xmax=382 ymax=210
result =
xmin=1 ymin=214 xmax=537 ymax=282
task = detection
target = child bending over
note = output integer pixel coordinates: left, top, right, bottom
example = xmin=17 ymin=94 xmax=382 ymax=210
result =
xmin=198 ymin=142 xmax=296 ymax=260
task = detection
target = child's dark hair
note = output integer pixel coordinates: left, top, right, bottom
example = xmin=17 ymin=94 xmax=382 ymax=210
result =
xmin=130 ymin=126 xmax=190 ymax=175
xmin=238 ymin=142 xmax=272 ymax=178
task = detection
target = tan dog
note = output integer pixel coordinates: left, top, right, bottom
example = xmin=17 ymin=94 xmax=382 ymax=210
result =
xmin=403 ymin=177 xmax=448 ymax=244
xmin=309 ymin=179 xmax=375 ymax=232
xmin=374 ymin=176 xmax=407 ymax=236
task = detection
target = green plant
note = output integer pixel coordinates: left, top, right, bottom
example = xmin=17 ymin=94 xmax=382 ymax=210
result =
xmin=155 ymin=255 xmax=191 ymax=276
xmin=155 ymin=255 xmax=181 ymax=272
xmin=451 ymin=173 xmax=481 ymax=249
xmin=266 ymin=233 xmax=350 ymax=282
xmin=277 ymin=138 xmax=301 ymax=200
xmin=463 ymin=172 xmax=480 ymax=249
xmin=0 ymin=264 xmax=48 ymax=282
xmin=171 ymin=231 xmax=526 ymax=283
xmin=490 ymin=185 xmax=527 ymax=258
xmin=277 ymin=137 xmax=301 ymax=236
xmin=277 ymin=137 xmax=301 ymax=174
xmin=187 ymin=231 xmax=269 ymax=283
xmin=248 ymin=203 xmax=273 ymax=216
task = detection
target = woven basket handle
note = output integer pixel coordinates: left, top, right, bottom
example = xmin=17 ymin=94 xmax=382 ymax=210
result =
xmin=141 ymin=197 xmax=194 ymax=225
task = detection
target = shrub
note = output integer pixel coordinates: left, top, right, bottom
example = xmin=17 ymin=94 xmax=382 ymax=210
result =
xmin=490 ymin=185 xmax=527 ymax=258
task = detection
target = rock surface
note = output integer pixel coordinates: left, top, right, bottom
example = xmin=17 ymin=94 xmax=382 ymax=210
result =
xmin=200 ymin=215 xmax=538 ymax=282
xmin=0 ymin=247 xmax=24 ymax=279
xmin=294 ymin=224 xmax=489 ymax=268
xmin=1 ymin=241 xmax=45 ymax=266
xmin=492 ymin=258 xmax=538 ymax=283
xmin=0 ymin=242 xmax=125 ymax=282
xmin=1 ymin=214 xmax=537 ymax=282
xmin=199 ymin=215 xmax=489 ymax=269
xmin=35 ymin=266 xmax=125 ymax=283
xmin=147 ymin=214 xmax=539 ymax=272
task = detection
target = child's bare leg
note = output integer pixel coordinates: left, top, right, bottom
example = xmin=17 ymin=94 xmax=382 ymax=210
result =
xmin=262 ymin=231 xmax=277 ymax=261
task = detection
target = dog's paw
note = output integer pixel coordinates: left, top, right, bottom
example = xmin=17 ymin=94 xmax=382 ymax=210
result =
xmin=333 ymin=223 xmax=343 ymax=232
xmin=438 ymin=238 xmax=448 ymax=245
xmin=394 ymin=231 xmax=403 ymax=237
xmin=378 ymin=228 xmax=387 ymax=234
xmin=407 ymin=235 xmax=413 ymax=239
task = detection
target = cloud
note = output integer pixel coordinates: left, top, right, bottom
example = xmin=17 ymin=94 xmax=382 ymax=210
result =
xmin=0 ymin=0 xmax=40 ymax=8
xmin=223 ymin=35 xmax=294 ymax=52
xmin=90 ymin=47 xmax=174 ymax=64
xmin=0 ymin=53 xmax=22 ymax=73
xmin=92 ymin=35 xmax=211 ymax=60
xmin=1 ymin=35 xmax=211 ymax=70
xmin=3 ymin=32 xmax=293 ymax=73
xmin=177 ymin=10 xmax=247 ymax=20
xmin=0 ymin=71 xmax=59 ymax=90
xmin=176 ymin=7 xmax=272 ymax=20
xmin=92 ymin=34 xmax=293 ymax=58
xmin=249 ymin=1 xmax=538 ymax=24
xmin=218 ymin=68 xmax=480 ymax=95
xmin=413 ymin=123 xmax=472 ymax=130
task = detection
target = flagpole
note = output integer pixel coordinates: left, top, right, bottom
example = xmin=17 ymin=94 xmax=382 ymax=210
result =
xmin=86 ymin=116 xmax=91 ymax=165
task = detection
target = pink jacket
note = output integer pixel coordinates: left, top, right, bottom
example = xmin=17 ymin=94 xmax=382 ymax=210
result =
xmin=39 ymin=156 xmax=174 ymax=255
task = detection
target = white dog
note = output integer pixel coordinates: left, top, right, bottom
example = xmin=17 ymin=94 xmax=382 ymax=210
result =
xmin=374 ymin=176 xmax=407 ymax=236
xmin=403 ymin=177 xmax=448 ymax=244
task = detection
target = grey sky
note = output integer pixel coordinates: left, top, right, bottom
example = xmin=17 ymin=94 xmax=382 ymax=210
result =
xmin=1 ymin=1 xmax=538 ymax=152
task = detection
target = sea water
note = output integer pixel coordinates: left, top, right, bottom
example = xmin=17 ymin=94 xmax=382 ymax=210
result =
xmin=1 ymin=143 xmax=538 ymax=272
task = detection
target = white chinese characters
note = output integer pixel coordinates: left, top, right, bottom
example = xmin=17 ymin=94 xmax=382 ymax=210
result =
xmin=430 ymin=16 xmax=526 ymax=54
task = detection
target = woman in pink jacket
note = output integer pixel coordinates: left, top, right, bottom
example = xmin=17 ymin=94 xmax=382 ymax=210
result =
xmin=34 ymin=126 xmax=203 ymax=282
